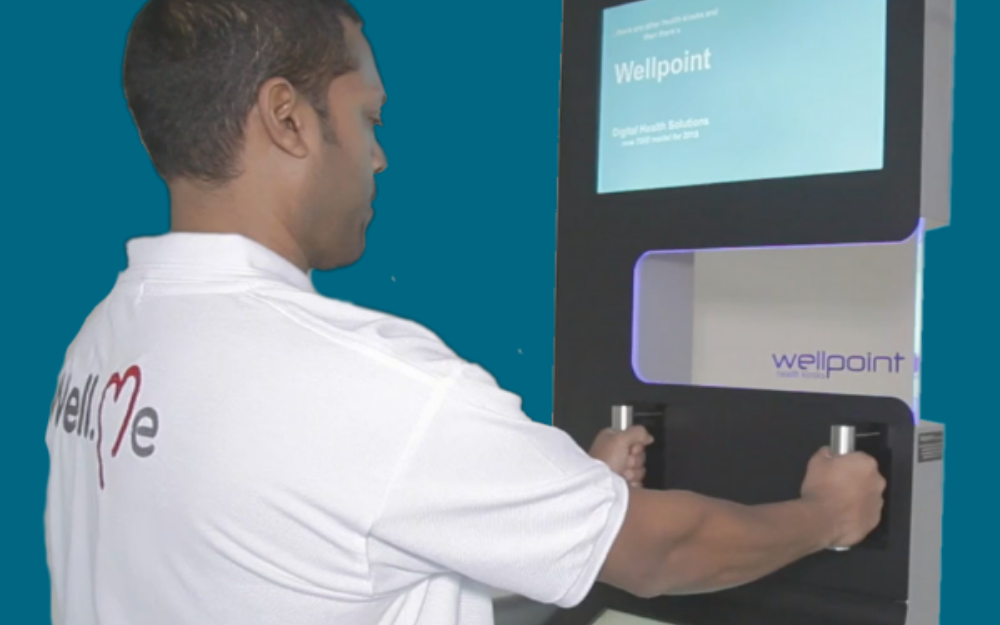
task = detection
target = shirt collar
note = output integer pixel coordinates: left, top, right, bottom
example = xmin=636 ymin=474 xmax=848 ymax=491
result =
xmin=125 ymin=232 xmax=316 ymax=292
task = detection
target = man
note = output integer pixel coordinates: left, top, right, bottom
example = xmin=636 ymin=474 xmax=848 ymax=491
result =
xmin=45 ymin=1 xmax=886 ymax=624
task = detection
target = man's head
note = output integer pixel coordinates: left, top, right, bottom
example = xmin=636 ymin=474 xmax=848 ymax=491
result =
xmin=123 ymin=0 xmax=387 ymax=270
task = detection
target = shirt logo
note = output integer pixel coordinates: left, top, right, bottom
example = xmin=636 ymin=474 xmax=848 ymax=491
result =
xmin=51 ymin=365 xmax=161 ymax=490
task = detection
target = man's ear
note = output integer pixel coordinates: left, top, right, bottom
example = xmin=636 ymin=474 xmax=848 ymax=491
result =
xmin=255 ymin=77 xmax=311 ymax=159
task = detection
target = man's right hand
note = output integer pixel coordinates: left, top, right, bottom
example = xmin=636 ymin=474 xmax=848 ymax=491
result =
xmin=799 ymin=447 xmax=887 ymax=549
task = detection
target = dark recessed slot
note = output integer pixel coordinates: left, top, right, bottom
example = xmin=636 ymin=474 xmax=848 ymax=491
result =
xmin=853 ymin=423 xmax=892 ymax=551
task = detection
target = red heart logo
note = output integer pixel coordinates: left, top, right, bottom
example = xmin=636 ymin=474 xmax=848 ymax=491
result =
xmin=96 ymin=365 xmax=142 ymax=490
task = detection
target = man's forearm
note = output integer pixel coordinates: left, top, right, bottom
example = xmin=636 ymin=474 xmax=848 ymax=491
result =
xmin=651 ymin=491 xmax=831 ymax=596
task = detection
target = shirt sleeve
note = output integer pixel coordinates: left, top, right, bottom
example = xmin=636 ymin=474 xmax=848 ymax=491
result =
xmin=366 ymin=365 xmax=630 ymax=608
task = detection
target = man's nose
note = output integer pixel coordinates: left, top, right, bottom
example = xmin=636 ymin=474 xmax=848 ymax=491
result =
xmin=374 ymin=143 xmax=388 ymax=174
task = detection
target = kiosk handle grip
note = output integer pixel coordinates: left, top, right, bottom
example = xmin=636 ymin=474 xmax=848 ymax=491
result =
xmin=831 ymin=424 xmax=856 ymax=456
xmin=828 ymin=424 xmax=857 ymax=552
xmin=612 ymin=405 xmax=634 ymax=432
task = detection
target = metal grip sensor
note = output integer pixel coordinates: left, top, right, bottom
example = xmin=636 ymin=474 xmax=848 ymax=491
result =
xmin=612 ymin=405 xmax=634 ymax=432
xmin=831 ymin=424 xmax=856 ymax=457
xmin=828 ymin=424 xmax=857 ymax=552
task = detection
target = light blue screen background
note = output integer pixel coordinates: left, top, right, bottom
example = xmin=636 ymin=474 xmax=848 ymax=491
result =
xmin=598 ymin=0 xmax=888 ymax=194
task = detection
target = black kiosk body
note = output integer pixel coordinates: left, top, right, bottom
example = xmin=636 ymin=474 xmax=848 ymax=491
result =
xmin=493 ymin=1 xmax=954 ymax=625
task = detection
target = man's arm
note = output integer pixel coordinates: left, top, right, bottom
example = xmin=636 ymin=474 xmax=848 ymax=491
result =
xmin=599 ymin=490 xmax=828 ymax=597
xmin=598 ymin=449 xmax=885 ymax=598
xmin=361 ymin=365 xmax=883 ymax=606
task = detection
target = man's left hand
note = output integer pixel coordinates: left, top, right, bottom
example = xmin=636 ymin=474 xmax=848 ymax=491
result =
xmin=589 ymin=426 xmax=654 ymax=488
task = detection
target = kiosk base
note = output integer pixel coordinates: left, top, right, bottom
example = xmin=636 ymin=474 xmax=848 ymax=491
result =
xmin=591 ymin=610 xmax=679 ymax=625
xmin=492 ymin=591 xmax=557 ymax=625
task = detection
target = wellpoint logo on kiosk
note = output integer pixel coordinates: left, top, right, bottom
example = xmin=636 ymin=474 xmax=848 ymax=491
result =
xmin=771 ymin=350 xmax=915 ymax=380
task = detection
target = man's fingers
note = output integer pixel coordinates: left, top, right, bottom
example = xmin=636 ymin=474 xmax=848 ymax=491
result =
xmin=621 ymin=425 xmax=653 ymax=446
xmin=592 ymin=425 xmax=655 ymax=486
xmin=627 ymin=451 xmax=646 ymax=468
xmin=627 ymin=467 xmax=646 ymax=487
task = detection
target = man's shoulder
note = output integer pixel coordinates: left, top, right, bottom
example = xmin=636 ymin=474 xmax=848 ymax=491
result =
xmin=61 ymin=280 xmax=506 ymax=405
xmin=248 ymin=287 xmax=492 ymax=387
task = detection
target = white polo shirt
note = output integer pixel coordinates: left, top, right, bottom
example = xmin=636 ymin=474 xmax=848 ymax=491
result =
xmin=45 ymin=232 xmax=629 ymax=625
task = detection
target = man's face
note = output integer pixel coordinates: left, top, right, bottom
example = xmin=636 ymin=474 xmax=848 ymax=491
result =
xmin=301 ymin=21 xmax=387 ymax=271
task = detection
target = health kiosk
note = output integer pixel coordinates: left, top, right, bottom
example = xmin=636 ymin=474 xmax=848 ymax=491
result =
xmin=494 ymin=0 xmax=955 ymax=624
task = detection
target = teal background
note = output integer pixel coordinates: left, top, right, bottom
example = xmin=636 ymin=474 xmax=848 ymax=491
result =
xmin=1 ymin=0 xmax=993 ymax=622
xmin=599 ymin=0 xmax=887 ymax=193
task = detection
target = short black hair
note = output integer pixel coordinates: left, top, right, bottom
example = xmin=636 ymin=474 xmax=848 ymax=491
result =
xmin=123 ymin=0 xmax=363 ymax=185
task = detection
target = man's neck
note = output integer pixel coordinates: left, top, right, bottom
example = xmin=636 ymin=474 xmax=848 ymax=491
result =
xmin=168 ymin=181 xmax=311 ymax=273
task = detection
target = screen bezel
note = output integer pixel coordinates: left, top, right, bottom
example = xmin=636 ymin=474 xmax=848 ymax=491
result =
xmin=595 ymin=0 xmax=890 ymax=196
xmin=558 ymin=0 xmax=924 ymax=250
